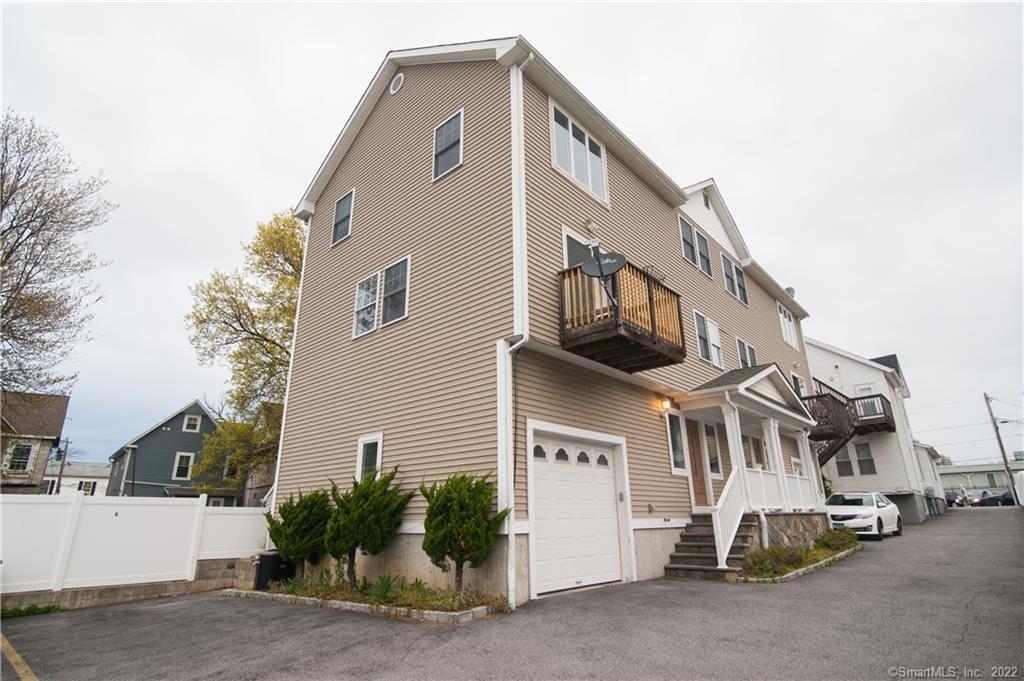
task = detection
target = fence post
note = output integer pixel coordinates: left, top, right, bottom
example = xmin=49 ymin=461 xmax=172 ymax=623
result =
xmin=52 ymin=492 xmax=85 ymax=591
xmin=185 ymin=494 xmax=208 ymax=580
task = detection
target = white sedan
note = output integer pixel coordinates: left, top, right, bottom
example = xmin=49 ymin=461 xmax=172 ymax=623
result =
xmin=826 ymin=492 xmax=903 ymax=538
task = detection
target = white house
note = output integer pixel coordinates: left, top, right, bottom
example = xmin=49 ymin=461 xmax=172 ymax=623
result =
xmin=912 ymin=441 xmax=949 ymax=515
xmin=806 ymin=338 xmax=942 ymax=523
xmin=43 ymin=461 xmax=111 ymax=497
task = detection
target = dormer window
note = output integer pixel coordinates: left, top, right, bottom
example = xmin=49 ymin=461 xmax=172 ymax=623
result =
xmin=551 ymin=103 xmax=607 ymax=201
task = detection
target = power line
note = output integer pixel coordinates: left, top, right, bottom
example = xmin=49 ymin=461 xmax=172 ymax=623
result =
xmin=931 ymin=434 xmax=1024 ymax=448
xmin=915 ymin=421 xmax=991 ymax=433
xmin=990 ymin=396 xmax=1024 ymax=409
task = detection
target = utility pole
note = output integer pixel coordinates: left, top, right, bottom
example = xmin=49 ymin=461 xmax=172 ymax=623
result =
xmin=984 ymin=393 xmax=1020 ymax=506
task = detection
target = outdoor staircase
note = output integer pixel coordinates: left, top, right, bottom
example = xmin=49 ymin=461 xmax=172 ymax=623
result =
xmin=663 ymin=512 xmax=759 ymax=583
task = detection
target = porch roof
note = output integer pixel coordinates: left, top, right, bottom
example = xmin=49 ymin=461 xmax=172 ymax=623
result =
xmin=688 ymin=364 xmax=815 ymax=427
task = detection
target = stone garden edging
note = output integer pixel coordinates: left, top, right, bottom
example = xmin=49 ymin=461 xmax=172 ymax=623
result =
xmin=222 ymin=588 xmax=491 ymax=624
xmin=739 ymin=544 xmax=863 ymax=584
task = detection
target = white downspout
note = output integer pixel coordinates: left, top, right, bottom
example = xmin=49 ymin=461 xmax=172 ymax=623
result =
xmin=756 ymin=509 xmax=770 ymax=549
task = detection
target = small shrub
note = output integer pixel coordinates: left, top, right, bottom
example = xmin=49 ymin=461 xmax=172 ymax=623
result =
xmin=1 ymin=604 xmax=62 ymax=619
xmin=420 ymin=472 xmax=510 ymax=592
xmin=743 ymin=550 xmax=777 ymax=577
xmin=372 ymin=574 xmax=398 ymax=603
xmin=814 ymin=528 xmax=858 ymax=552
xmin=265 ymin=490 xmax=331 ymax=576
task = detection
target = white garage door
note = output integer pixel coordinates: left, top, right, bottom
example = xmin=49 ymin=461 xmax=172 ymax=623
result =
xmin=532 ymin=437 xmax=622 ymax=595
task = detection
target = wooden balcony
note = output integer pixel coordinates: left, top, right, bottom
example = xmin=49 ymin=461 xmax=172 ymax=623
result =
xmin=850 ymin=394 xmax=896 ymax=434
xmin=559 ymin=262 xmax=686 ymax=373
xmin=802 ymin=393 xmax=854 ymax=442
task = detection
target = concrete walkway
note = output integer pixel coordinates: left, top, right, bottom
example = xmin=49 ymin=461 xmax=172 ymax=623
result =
xmin=3 ymin=507 xmax=1021 ymax=680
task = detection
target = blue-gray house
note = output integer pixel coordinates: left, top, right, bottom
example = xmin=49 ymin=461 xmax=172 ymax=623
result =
xmin=107 ymin=399 xmax=240 ymax=506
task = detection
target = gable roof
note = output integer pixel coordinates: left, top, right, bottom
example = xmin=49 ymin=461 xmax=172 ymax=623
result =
xmin=109 ymin=399 xmax=219 ymax=461
xmin=44 ymin=461 xmax=111 ymax=478
xmin=690 ymin=364 xmax=814 ymax=424
xmin=1 ymin=391 xmax=70 ymax=438
xmin=806 ymin=338 xmax=911 ymax=396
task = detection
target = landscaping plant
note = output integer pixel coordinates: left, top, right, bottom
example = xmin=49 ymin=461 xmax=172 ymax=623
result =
xmin=813 ymin=527 xmax=858 ymax=552
xmin=324 ymin=468 xmax=415 ymax=588
xmin=419 ymin=472 xmax=509 ymax=592
xmin=264 ymin=489 xmax=330 ymax=577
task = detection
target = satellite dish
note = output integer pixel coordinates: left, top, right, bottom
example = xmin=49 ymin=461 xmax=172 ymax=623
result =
xmin=580 ymin=252 xmax=627 ymax=278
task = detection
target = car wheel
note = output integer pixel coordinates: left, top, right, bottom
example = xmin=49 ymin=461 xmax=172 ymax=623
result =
xmin=876 ymin=519 xmax=884 ymax=539
xmin=894 ymin=517 xmax=903 ymax=536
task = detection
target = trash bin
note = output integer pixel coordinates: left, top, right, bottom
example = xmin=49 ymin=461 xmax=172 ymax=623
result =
xmin=254 ymin=550 xmax=296 ymax=590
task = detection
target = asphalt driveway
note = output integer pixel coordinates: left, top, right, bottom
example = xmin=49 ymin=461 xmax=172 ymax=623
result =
xmin=3 ymin=507 xmax=1021 ymax=681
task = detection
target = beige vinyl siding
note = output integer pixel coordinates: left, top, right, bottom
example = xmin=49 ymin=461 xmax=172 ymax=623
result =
xmin=277 ymin=61 xmax=513 ymax=517
xmin=780 ymin=435 xmax=799 ymax=475
xmin=513 ymin=349 xmax=691 ymax=519
xmin=522 ymin=75 xmax=811 ymax=394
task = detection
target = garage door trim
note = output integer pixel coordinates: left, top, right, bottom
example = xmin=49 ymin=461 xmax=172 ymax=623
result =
xmin=526 ymin=419 xmax=637 ymax=600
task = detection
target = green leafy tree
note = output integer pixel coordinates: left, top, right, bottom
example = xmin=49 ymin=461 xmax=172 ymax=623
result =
xmin=265 ymin=489 xmax=330 ymax=577
xmin=325 ymin=469 xmax=415 ymax=588
xmin=419 ymin=473 xmax=509 ymax=593
xmin=193 ymin=403 xmax=282 ymax=493
xmin=186 ymin=212 xmax=303 ymax=419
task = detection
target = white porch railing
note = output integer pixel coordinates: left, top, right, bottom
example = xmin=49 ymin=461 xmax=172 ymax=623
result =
xmin=707 ymin=468 xmax=745 ymax=569
xmin=786 ymin=474 xmax=818 ymax=510
xmin=746 ymin=468 xmax=783 ymax=511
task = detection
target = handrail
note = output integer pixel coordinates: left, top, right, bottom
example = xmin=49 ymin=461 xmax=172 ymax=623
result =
xmin=706 ymin=468 xmax=745 ymax=569
xmin=560 ymin=263 xmax=685 ymax=351
xmin=812 ymin=378 xmax=849 ymax=403
xmin=850 ymin=394 xmax=893 ymax=422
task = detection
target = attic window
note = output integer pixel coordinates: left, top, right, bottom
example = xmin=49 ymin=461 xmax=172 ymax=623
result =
xmin=389 ymin=73 xmax=404 ymax=95
xmin=183 ymin=414 xmax=202 ymax=433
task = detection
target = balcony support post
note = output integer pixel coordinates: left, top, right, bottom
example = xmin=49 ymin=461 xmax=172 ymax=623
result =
xmin=761 ymin=418 xmax=791 ymax=512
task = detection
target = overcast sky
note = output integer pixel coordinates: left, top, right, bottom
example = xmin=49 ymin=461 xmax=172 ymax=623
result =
xmin=3 ymin=3 xmax=1021 ymax=466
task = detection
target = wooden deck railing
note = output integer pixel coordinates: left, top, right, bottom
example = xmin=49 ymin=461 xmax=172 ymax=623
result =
xmin=560 ymin=262 xmax=686 ymax=353
xmin=802 ymin=393 xmax=854 ymax=442
xmin=850 ymin=394 xmax=895 ymax=430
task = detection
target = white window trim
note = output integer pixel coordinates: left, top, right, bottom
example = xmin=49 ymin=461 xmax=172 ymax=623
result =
xmin=699 ymin=421 xmax=725 ymax=481
xmin=561 ymin=225 xmax=597 ymax=267
xmin=791 ymin=372 xmax=807 ymax=397
xmin=6 ymin=441 xmax=35 ymax=472
xmin=693 ymin=309 xmax=723 ymax=369
xmin=172 ymin=452 xmax=195 ymax=481
xmin=547 ymin=97 xmax=610 ymax=207
xmin=777 ymin=301 xmax=799 ymax=349
xmin=432 ymin=108 xmax=464 ymax=182
xmin=736 ymin=337 xmax=756 ymax=369
xmin=182 ymin=414 xmax=202 ymax=433
xmin=835 ymin=446 xmax=857 ymax=477
xmin=351 ymin=255 xmax=412 ymax=339
xmin=331 ymin=188 xmax=356 ymax=247
xmin=355 ymin=432 xmax=384 ymax=481
xmin=678 ymin=215 xmax=698 ymax=267
xmin=854 ymin=441 xmax=876 ymax=475
xmin=694 ymin=230 xmax=713 ymax=279
xmin=664 ymin=409 xmax=690 ymax=477
xmin=721 ymin=254 xmax=748 ymax=305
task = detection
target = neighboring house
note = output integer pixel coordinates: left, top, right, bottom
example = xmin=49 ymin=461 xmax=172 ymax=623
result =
xmin=274 ymin=36 xmax=829 ymax=606
xmin=243 ymin=402 xmax=282 ymax=507
xmin=911 ymin=442 xmax=948 ymax=515
xmin=805 ymin=339 xmax=938 ymax=523
xmin=1 ymin=391 xmax=71 ymax=495
xmin=43 ymin=460 xmax=111 ymax=496
xmin=938 ymin=460 xmax=1024 ymax=496
xmin=106 ymin=399 xmax=239 ymax=506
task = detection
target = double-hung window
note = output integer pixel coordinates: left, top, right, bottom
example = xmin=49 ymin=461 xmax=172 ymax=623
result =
xmin=665 ymin=411 xmax=687 ymax=475
xmin=855 ymin=442 xmax=877 ymax=475
xmin=173 ymin=453 xmax=194 ymax=481
xmin=778 ymin=302 xmax=798 ymax=347
xmin=352 ymin=257 xmax=411 ymax=338
xmin=551 ymin=105 xmax=607 ymax=201
xmin=333 ymin=190 xmax=354 ymax=244
xmin=78 ymin=480 xmax=97 ymax=496
xmin=791 ymin=373 xmax=807 ymax=397
xmin=836 ymin=447 xmax=855 ymax=477
xmin=736 ymin=338 xmax=756 ymax=368
xmin=8 ymin=443 xmax=31 ymax=471
xmin=694 ymin=310 xmax=723 ymax=368
xmin=721 ymin=255 xmax=748 ymax=303
xmin=679 ymin=217 xmax=697 ymax=265
xmin=356 ymin=433 xmax=383 ymax=481
xmin=695 ymin=232 xmax=712 ymax=277
xmin=433 ymin=111 xmax=463 ymax=180
xmin=183 ymin=414 xmax=202 ymax=432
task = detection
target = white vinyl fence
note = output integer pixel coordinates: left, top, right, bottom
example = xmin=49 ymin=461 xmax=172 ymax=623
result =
xmin=1 ymin=493 xmax=267 ymax=594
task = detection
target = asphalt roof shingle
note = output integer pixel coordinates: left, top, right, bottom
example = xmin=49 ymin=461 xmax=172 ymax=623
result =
xmin=1 ymin=391 xmax=70 ymax=438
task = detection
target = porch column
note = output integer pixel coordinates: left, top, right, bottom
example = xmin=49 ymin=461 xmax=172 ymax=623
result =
xmin=762 ymin=418 xmax=791 ymax=512
xmin=720 ymin=403 xmax=750 ymax=510
xmin=797 ymin=432 xmax=824 ymax=509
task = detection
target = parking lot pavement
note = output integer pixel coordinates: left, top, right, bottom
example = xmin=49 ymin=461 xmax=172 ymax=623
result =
xmin=3 ymin=507 xmax=1021 ymax=681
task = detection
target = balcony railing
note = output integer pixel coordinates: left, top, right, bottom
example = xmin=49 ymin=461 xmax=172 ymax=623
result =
xmin=802 ymin=393 xmax=854 ymax=442
xmin=559 ymin=262 xmax=686 ymax=373
xmin=850 ymin=394 xmax=896 ymax=433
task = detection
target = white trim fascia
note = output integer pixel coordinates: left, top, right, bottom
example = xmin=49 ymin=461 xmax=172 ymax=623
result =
xmin=510 ymin=59 xmax=530 ymax=337
xmin=431 ymin=108 xmax=465 ymax=182
xmin=735 ymin=389 xmax=815 ymax=427
xmin=269 ymin=217 xmax=311 ymax=513
xmin=355 ymin=432 xmax=384 ymax=481
xmin=525 ymin=418 xmax=637 ymax=600
xmin=681 ymin=178 xmax=752 ymax=262
xmin=805 ymin=337 xmax=903 ymax=382
xmin=742 ymin=258 xmax=809 ymax=319
xmin=110 ymin=399 xmax=217 ymax=457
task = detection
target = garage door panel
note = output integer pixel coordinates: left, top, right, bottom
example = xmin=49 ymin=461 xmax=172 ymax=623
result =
xmin=533 ymin=439 xmax=622 ymax=595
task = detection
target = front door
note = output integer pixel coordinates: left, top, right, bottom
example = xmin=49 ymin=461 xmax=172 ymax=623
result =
xmin=686 ymin=419 xmax=712 ymax=507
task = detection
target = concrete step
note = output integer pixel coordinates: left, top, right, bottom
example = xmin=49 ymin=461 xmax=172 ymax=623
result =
xmin=664 ymin=564 xmax=742 ymax=583
xmin=669 ymin=552 xmax=745 ymax=568
xmin=675 ymin=540 xmax=752 ymax=555
xmin=681 ymin=523 xmax=756 ymax=538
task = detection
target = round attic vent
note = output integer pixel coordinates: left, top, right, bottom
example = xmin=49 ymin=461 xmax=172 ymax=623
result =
xmin=389 ymin=72 xmax=405 ymax=95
